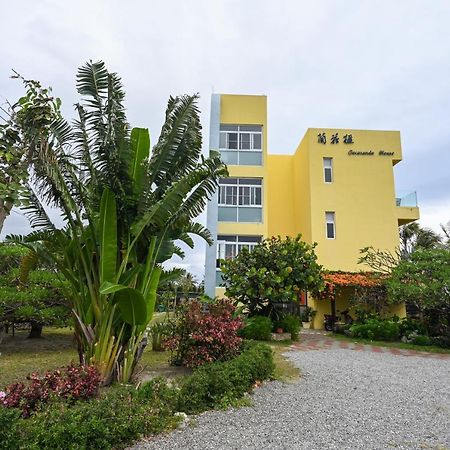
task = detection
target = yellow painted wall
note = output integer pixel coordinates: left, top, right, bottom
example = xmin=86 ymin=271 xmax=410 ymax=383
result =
xmin=267 ymin=128 xmax=412 ymax=271
xmin=218 ymin=94 xmax=269 ymax=240
xmin=307 ymin=128 xmax=402 ymax=272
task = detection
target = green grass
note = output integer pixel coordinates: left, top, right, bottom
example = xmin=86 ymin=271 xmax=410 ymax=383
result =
xmin=0 ymin=325 xmax=179 ymax=388
xmin=269 ymin=340 xmax=301 ymax=382
xmin=332 ymin=333 xmax=450 ymax=354
xmin=0 ymin=327 xmax=78 ymax=387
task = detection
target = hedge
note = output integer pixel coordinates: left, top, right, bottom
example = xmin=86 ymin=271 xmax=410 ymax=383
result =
xmin=0 ymin=342 xmax=274 ymax=450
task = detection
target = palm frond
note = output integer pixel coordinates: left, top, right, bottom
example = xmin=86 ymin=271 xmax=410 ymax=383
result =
xmin=21 ymin=188 xmax=56 ymax=231
xmin=148 ymin=94 xmax=202 ymax=191
xmin=183 ymin=222 xmax=213 ymax=245
xmin=159 ymin=267 xmax=186 ymax=287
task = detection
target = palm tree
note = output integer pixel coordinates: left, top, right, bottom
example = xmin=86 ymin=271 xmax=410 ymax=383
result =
xmin=399 ymin=222 xmax=442 ymax=258
xmin=6 ymin=61 xmax=227 ymax=383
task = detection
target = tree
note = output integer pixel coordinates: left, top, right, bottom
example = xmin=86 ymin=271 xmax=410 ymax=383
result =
xmin=440 ymin=220 xmax=450 ymax=248
xmin=387 ymin=249 xmax=450 ymax=336
xmin=0 ymin=243 xmax=70 ymax=339
xmin=5 ymin=61 xmax=227 ymax=383
xmin=221 ymin=235 xmax=323 ymax=317
xmin=399 ymin=223 xmax=442 ymax=258
xmin=0 ymin=74 xmax=63 ymax=234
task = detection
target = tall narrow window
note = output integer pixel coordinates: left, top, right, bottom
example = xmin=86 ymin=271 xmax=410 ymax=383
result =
xmin=323 ymin=158 xmax=333 ymax=183
xmin=326 ymin=212 xmax=335 ymax=239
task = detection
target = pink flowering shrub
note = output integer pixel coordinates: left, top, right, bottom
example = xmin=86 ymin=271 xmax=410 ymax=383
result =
xmin=165 ymin=299 xmax=243 ymax=368
xmin=2 ymin=364 xmax=100 ymax=417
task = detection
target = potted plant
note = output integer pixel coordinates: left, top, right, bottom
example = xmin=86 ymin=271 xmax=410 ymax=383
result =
xmin=301 ymin=307 xmax=316 ymax=329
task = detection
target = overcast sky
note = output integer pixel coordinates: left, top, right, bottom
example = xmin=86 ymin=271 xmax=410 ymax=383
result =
xmin=1 ymin=0 xmax=450 ymax=280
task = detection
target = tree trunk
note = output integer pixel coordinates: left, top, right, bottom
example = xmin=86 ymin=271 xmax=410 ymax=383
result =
xmin=28 ymin=322 xmax=43 ymax=338
xmin=0 ymin=199 xmax=12 ymax=235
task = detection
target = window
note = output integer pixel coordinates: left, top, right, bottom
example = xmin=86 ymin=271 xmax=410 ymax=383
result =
xmin=323 ymin=157 xmax=333 ymax=183
xmin=219 ymin=124 xmax=262 ymax=165
xmin=218 ymin=178 xmax=262 ymax=222
xmin=216 ymin=235 xmax=262 ymax=285
xmin=326 ymin=212 xmax=335 ymax=239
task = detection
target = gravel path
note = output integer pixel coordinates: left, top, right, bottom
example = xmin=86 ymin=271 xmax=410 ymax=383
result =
xmin=133 ymin=347 xmax=450 ymax=450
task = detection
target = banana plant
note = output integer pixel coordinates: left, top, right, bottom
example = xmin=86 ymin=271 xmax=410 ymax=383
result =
xmin=6 ymin=62 xmax=227 ymax=383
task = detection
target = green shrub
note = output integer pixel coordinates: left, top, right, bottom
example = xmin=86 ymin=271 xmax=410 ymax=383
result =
xmin=239 ymin=316 xmax=272 ymax=341
xmin=278 ymin=314 xmax=301 ymax=340
xmin=0 ymin=344 xmax=275 ymax=449
xmin=177 ymin=341 xmax=274 ymax=414
xmin=430 ymin=336 xmax=450 ymax=348
xmin=399 ymin=317 xmax=427 ymax=337
xmin=411 ymin=335 xmax=432 ymax=346
xmin=350 ymin=319 xmax=400 ymax=341
xmin=0 ymin=408 xmax=21 ymax=450
xmin=1 ymin=386 xmax=179 ymax=450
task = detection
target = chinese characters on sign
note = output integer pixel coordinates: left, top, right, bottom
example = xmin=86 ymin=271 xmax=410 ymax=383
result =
xmin=317 ymin=132 xmax=354 ymax=144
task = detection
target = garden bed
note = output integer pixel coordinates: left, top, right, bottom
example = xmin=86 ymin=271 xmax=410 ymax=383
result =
xmin=0 ymin=341 xmax=275 ymax=450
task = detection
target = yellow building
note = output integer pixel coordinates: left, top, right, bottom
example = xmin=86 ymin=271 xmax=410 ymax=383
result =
xmin=204 ymin=94 xmax=419 ymax=329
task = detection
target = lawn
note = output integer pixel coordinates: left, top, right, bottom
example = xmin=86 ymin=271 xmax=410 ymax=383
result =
xmin=0 ymin=325 xmax=178 ymax=388
xmin=332 ymin=333 xmax=450 ymax=354
xmin=270 ymin=340 xmax=301 ymax=382
xmin=1 ymin=324 xmax=299 ymax=388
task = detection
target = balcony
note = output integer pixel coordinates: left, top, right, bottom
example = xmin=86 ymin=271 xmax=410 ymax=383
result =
xmin=396 ymin=192 xmax=420 ymax=225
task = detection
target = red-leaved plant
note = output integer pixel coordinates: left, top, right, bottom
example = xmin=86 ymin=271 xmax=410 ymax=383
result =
xmin=1 ymin=364 xmax=100 ymax=417
xmin=165 ymin=299 xmax=243 ymax=367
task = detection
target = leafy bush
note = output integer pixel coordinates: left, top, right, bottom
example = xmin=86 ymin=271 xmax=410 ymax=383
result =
xmin=221 ymin=235 xmax=323 ymax=316
xmin=2 ymin=365 xmax=101 ymax=417
xmin=149 ymin=322 xmax=172 ymax=351
xmin=300 ymin=306 xmax=316 ymax=323
xmin=410 ymin=335 xmax=432 ymax=346
xmin=177 ymin=341 xmax=274 ymax=414
xmin=165 ymin=299 xmax=243 ymax=367
xmin=0 ymin=345 xmax=274 ymax=449
xmin=239 ymin=315 xmax=273 ymax=341
xmin=349 ymin=318 xmax=400 ymax=341
xmin=430 ymin=335 xmax=450 ymax=348
xmin=278 ymin=314 xmax=301 ymax=340
xmin=0 ymin=244 xmax=70 ymax=338
xmin=398 ymin=317 xmax=427 ymax=338
xmin=0 ymin=385 xmax=179 ymax=450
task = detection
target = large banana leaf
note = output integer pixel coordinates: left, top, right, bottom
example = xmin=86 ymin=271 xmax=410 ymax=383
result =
xmin=99 ymin=188 xmax=117 ymax=284
xmin=129 ymin=128 xmax=150 ymax=193
xmin=115 ymin=288 xmax=147 ymax=326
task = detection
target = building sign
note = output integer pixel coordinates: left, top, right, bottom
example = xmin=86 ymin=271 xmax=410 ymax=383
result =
xmin=318 ymin=132 xmax=353 ymax=145
xmin=317 ymin=132 xmax=395 ymax=156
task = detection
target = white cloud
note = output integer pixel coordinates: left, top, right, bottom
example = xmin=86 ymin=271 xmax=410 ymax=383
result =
xmin=2 ymin=0 xmax=450 ymax=277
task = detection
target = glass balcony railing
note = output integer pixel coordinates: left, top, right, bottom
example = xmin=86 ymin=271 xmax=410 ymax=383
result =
xmin=396 ymin=191 xmax=418 ymax=207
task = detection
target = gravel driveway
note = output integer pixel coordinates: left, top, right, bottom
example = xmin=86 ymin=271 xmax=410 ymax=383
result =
xmin=133 ymin=343 xmax=450 ymax=450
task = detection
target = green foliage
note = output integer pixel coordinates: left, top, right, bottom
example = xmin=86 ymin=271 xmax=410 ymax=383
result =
xmin=5 ymin=61 xmax=227 ymax=382
xmin=387 ymin=249 xmax=450 ymax=311
xmin=0 ymin=345 xmax=274 ymax=449
xmin=299 ymin=306 xmax=316 ymax=323
xmin=239 ymin=315 xmax=273 ymax=341
xmin=221 ymin=235 xmax=323 ymax=316
xmin=177 ymin=341 xmax=274 ymax=414
xmin=349 ymin=318 xmax=400 ymax=341
xmin=0 ymin=243 xmax=70 ymax=335
xmin=278 ymin=314 xmax=301 ymax=340
xmin=0 ymin=73 xmax=65 ymax=233
xmin=149 ymin=321 xmax=172 ymax=351
xmin=410 ymin=335 xmax=431 ymax=346
xmin=398 ymin=317 xmax=427 ymax=337
xmin=0 ymin=386 xmax=179 ymax=450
